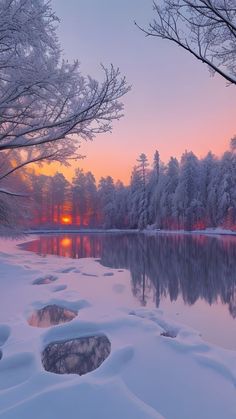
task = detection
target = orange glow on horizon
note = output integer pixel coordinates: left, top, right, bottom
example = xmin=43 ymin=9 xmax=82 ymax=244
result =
xmin=61 ymin=215 xmax=72 ymax=224
xmin=35 ymin=131 xmax=232 ymax=186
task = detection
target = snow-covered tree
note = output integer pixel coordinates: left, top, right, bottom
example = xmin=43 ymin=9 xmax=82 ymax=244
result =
xmin=138 ymin=0 xmax=236 ymax=85
xmin=129 ymin=166 xmax=142 ymax=228
xmin=84 ymin=172 xmax=98 ymax=227
xmin=153 ymin=150 xmax=160 ymax=179
xmin=199 ymin=152 xmax=218 ymax=226
xmin=147 ymin=150 xmax=160 ymax=224
xmin=98 ymin=176 xmax=116 ymax=228
xmin=0 ymin=152 xmax=31 ymax=234
xmin=136 ymin=153 xmax=149 ymax=229
xmin=0 ymin=0 xmax=129 ymax=232
xmin=113 ymin=181 xmax=129 ymax=228
xmin=148 ymin=161 xmax=167 ymax=228
xmin=0 ymin=192 xmax=28 ymax=236
xmin=160 ymin=157 xmax=179 ymax=228
xmin=30 ymin=173 xmax=52 ymax=224
xmin=72 ymin=169 xmax=87 ymax=226
xmin=217 ymin=151 xmax=236 ymax=226
xmin=50 ymin=173 xmax=70 ymax=223
xmin=71 ymin=169 xmax=98 ymax=226
xmin=27 ymin=142 xmax=236 ymax=232
xmin=174 ymin=151 xmax=202 ymax=229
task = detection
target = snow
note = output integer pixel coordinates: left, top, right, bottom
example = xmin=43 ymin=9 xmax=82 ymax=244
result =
xmin=0 ymin=237 xmax=236 ymax=419
xmin=197 ymin=227 xmax=236 ymax=236
xmin=25 ymin=228 xmax=137 ymax=234
xmin=26 ymin=227 xmax=236 ymax=237
xmin=145 ymin=226 xmax=236 ymax=236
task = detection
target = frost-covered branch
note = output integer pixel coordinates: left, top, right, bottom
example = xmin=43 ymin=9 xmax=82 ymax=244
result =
xmin=0 ymin=188 xmax=27 ymax=197
xmin=136 ymin=0 xmax=236 ymax=85
xmin=0 ymin=0 xmax=130 ymax=234
xmin=0 ymin=0 xmax=130 ymax=161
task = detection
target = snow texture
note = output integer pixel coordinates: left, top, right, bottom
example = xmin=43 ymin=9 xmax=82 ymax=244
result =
xmin=0 ymin=237 xmax=236 ymax=419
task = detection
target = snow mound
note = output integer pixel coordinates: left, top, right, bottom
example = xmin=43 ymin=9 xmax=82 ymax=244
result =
xmin=0 ymin=325 xmax=10 ymax=346
xmin=0 ymin=353 xmax=36 ymax=390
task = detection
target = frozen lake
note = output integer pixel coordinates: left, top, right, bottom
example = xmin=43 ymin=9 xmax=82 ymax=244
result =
xmin=20 ymin=232 xmax=236 ymax=350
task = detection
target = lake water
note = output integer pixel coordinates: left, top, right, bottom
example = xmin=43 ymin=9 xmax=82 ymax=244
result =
xmin=20 ymin=232 xmax=236 ymax=350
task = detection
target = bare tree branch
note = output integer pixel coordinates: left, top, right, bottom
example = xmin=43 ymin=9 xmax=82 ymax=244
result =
xmin=136 ymin=0 xmax=236 ymax=85
xmin=0 ymin=0 xmax=130 ymax=234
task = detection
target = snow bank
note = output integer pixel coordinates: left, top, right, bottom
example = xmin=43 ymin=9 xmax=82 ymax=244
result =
xmin=0 ymin=238 xmax=236 ymax=419
xmin=145 ymin=227 xmax=236 ymax=236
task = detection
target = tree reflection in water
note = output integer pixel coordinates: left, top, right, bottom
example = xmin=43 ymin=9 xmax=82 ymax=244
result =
xmin=22 ymin=235 xmax=102 ymax=259
xmin=28 ymin=305 xmax=78 ymax=328
xmin=42 ymin=335 xmax=111 ymax=375
xmin=100 ymin=234 xmax=236 ymax=317
xmin=21 ymin=233 xmax=236 ymax=318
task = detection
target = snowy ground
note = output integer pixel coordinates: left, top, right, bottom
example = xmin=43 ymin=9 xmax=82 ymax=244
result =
xmin=27 ymin=226 xmax=236 ymax=237
xmin=0 ymin=237 xmax=236 ymax=419
xmin=145 ymin=227 xmax=236 ymax=236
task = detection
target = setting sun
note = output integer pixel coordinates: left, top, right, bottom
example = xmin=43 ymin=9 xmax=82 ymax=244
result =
xmin=61 ymin=215 xmax=72 ymax=224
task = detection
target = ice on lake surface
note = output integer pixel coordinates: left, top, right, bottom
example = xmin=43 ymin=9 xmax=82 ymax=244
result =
xmin=20 ymin=232 xmax=236 ymax=350
xmin=42 ymin=335 xmax=111 ymax=375
xmin=28 ymin=304 xmax=78 ymax=328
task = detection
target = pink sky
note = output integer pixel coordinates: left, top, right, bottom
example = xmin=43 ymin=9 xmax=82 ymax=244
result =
xmin=41 ymin=0 xmax=236 ymax=184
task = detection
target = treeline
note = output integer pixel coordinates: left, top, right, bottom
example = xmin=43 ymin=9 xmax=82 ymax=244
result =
xmin=1 ymin=144 xmax=236 ymax=231
xmin=29 ymin=170 xmax=128 ymax=228
xmin=28 ymin=142 xmax=236 ymax=231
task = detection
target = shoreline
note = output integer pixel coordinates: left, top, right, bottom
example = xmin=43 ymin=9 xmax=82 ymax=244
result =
xmin=23 ymin=227 xmax=236 ymax=237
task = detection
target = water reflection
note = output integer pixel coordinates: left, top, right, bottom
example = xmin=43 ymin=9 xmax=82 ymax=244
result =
xmin=21 ymin=233 xmax=236 ymax=318
xmin=22 ymin=235 xmax=101 ymax=259
xmin=28 ymin=305 xmax=77 ymax=328
xmin=100 ymin=234 xmax=236 ymax=319
xmin=42 ymin=335 xmax=111 ymax=375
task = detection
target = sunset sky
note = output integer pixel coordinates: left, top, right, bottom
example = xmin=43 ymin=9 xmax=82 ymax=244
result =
xmin=44 ymin=0 xmax=236 ymax=184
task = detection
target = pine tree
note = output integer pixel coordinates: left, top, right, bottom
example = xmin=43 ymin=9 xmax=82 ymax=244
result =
xmin=174 ymin=151 xmax=202 ymax=230
xmin=98 ymin=177 xmax=116 ymax=228
xmin=147 ymin=150 xmax=160 ymax=225
xmin=136 ymin=154 xmax=149 ymax=229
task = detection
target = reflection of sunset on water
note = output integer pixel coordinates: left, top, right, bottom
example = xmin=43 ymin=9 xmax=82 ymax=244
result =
xmin=28 ymin=305 xmax=77 ymax=328
xmin=61 ymin=238 xmax=72 ymax=248
xmin=22 ymin=235 xmax=102 ymax=259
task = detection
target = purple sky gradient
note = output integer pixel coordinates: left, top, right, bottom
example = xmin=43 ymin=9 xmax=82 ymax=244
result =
xmin=45 ymin=0 xmax=236 ymax=183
